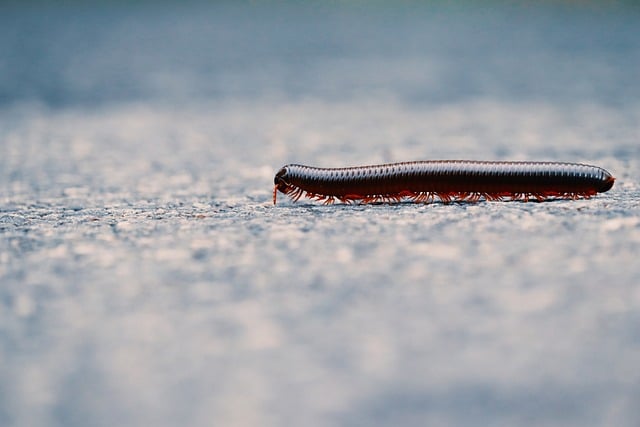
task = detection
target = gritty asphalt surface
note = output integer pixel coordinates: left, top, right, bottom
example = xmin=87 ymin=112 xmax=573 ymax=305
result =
xmin=1 ymin=3 xmax=640 ymax=427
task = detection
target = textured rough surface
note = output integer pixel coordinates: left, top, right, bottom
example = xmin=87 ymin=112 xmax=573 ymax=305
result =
xmin=1 ymin=3 xmax=640 ymax=427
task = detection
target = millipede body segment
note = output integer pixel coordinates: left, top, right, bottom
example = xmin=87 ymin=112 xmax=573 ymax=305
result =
xmin=273 ymin=160 xmax=615 ymax=205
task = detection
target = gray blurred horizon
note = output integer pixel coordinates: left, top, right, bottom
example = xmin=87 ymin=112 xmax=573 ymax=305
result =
xmin=2 ymin=1 xmax=639 ymax=110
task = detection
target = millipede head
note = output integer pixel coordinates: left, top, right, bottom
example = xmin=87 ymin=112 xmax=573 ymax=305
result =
xmin=273 ymin=166 xmax=290 ymax=204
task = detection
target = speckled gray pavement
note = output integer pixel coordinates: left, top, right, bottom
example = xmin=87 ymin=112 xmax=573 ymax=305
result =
xmin=1 ymin=3 xmax=640 ymax=427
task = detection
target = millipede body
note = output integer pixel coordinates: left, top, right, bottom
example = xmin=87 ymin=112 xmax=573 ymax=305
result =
xmin=273 ymin=160 xmax=615 ymax=205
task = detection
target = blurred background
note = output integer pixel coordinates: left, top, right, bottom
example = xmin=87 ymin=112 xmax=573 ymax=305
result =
xmin=2 ymin=0 xmax=639 ymax=108
xmin=1 ymin=1 xmax=639 ymax=427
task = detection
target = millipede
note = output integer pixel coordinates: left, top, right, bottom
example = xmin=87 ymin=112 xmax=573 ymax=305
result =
xmin=273 ymin=160 xmax=615 ymax=205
